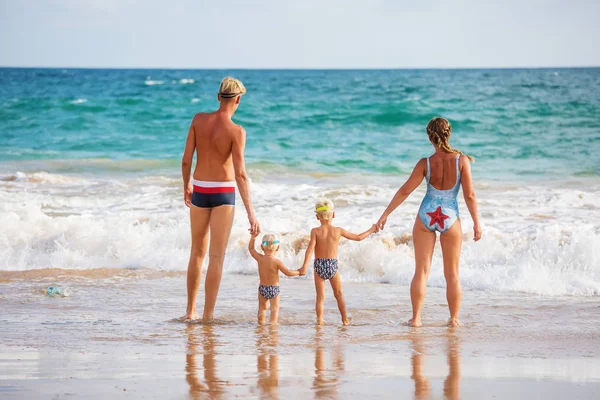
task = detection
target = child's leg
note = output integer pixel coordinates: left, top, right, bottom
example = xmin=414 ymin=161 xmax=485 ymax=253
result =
xmin=269 ymin=296 xmax=280 ymax=325
xmin=257 ymin=293 xmax=269 ymax=325
xmin=440 ymin=220 xmax=463 ymax=327
xmin=329 ymin=272 xmax=350 ymax=325
xmin=314 ymin=273 xmax=326 ymax=325
xmin=410 ymin=217 xmax=436 ymax=327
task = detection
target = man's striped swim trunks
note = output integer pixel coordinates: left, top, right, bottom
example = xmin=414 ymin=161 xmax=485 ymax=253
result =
xmin=191 ymin=180 xmax=235 ymax=208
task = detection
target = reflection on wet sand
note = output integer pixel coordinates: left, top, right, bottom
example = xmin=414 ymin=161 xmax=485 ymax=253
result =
xmin=410 ymin=332 xmax=461 ymax=400
xmin=312 ymin=326 xmax=345 ymax=400
xmin=255 ymin=325 xmax=280 ymax=399
xmin=185 ymin=324 xmax=226 ymax=399
xmin=443 ymin=333 xmax=461 ymax=400
xmin=410 ymin=333 xmax=431 ymax=399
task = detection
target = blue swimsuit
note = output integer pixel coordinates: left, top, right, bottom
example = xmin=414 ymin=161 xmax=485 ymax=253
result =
xmin=417 ymin=154 xmax=461 ymax=233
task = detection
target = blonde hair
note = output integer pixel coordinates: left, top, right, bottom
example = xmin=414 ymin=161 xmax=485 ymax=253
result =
xmin=261 ymin=233 xmax=279 ymax=251
xmin=218 ymin=76 xmax=246 ymax=99
xmin=315 ymin=198 xmax=334 ymax=220
xmin=426 ymin=117 xmax=474 ymax=162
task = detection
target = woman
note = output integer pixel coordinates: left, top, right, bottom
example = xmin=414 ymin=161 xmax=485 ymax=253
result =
xmin=377 ymin=117 xmax=482 ymax=327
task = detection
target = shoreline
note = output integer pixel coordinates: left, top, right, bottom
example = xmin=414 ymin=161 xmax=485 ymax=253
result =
xmin=1 ymin=275 xmax=599 ymax=399
xmin=1 ymin=159 xmax=599 ymax=185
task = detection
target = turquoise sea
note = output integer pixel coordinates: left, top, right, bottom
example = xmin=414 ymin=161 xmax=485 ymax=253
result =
xmin=1 ymin=68 xmax=599 ymax=179
xmin=0 ymin=68 xmax=599 ymax=299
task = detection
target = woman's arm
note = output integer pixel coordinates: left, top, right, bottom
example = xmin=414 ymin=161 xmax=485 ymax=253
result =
xmin=181 ymin=118 xmax=196 ymax=208
xmin=232 ymin=126 xmax=260 ymax=235
xmin=340 ymin=225 xmax=378 ymax=241
xmin=299 ymin=229 xmax=317 ymax=275
xmin=377 ymin=159 xmax=426 ymax=230
xmin=460 ymin=156 xmax=482 ymax=241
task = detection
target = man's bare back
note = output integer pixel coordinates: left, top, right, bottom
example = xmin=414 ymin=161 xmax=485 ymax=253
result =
xmin=191 ymin=112 xmax=244 ymax=182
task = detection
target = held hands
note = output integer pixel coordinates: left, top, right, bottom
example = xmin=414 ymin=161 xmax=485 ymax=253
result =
xmin=248 ymin=213 xmax=261 ymax=236
xmin=376 ymin=215 xmax=387 ymax=231
xmin=298 ymin=266 xmax=308 ymax=276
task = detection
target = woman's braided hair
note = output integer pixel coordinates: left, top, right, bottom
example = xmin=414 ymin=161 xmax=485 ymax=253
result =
xmin=426 ymin=117 xmax=474 ymax=162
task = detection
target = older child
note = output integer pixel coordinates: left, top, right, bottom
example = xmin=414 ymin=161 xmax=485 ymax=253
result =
xmin=377 ymin=117 xmax=482 ymax=327
xmin=300 ymin=199 xmax=378 ymax=325
xmin=249 ymin=233 xmax=301 ymax=325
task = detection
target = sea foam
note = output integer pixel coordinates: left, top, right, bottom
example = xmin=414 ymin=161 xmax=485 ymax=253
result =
xmin=1 ymin=172 xmax=598 ymax=297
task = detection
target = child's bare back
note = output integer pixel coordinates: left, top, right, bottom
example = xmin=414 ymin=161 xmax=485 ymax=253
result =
xmin=312 ymin=225 xmax=344 ymax=259
xmin=256 ymin=254 xmax=286 ymax=287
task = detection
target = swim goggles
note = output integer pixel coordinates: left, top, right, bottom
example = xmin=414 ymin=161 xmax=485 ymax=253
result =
xmin=262 ymin=240 xmax=280 ymax=246
xmin=315 ymin=206 xmax=330 ymax=212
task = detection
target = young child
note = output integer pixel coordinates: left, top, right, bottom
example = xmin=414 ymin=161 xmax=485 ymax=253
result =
xmin=249 ymin=233 xmax=301 ymax=325
xmin=299 ymin=199 xmax=378 ymax=325
xmin=376 ymin=117 xmax=482 ymax=327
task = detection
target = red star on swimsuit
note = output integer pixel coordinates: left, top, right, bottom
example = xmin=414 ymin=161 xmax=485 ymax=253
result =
xmin=426 ymin=206 xmax=450 ymax=230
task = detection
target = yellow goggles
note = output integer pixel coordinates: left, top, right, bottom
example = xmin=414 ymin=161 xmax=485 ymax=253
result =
xmin=315 ymin=206 xmax=330 ymax=212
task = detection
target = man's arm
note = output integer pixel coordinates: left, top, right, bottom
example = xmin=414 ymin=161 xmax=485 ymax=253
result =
xmin=181 ymin=117 xmax=196 ymax=207
xmin=232 ymin=127 xmax=260 ymax=235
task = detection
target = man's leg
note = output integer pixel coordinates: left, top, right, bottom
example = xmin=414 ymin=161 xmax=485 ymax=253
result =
xmin=203 ymin=205 xmax=235 ymax=321
xmin=184 ymin=206 xmax=211 ymax=321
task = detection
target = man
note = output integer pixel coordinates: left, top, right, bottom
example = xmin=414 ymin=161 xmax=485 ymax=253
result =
xmin=181 ymin=76 xmax=260 ymax=321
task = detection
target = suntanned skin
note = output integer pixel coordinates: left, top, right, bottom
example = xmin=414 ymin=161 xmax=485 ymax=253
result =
xmin=248 ymin=234 xmax=300 ymax=325
xmin=377 ymin=147 xmax=482 ymax=328
xmin=181 ymin=93 xmax=260 ymax=322
xmin=299 ymin=215 xmax=377 ymax=325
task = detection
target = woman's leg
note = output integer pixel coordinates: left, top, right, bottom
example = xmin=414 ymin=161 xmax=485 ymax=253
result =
xmin=440 ymin=220 xmax=463 ymax=327
xmin=410 ymin=217 xmax=436 ymax=327
xmin=185 ymin=206 xmax=211 ymax=321
xmin=203 ymin=205 xmax=235 ymax=321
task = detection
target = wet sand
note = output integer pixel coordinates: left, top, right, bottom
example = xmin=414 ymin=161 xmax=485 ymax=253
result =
xmin=1 ymin=272 xmax=599 ymax=399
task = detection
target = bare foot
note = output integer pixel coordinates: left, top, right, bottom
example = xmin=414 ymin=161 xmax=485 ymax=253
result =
xmin=317 ymin=319 xmax=326 ymax=326
xmin=269 ymin=321 xmax=279 ymax=326
xmin=183 ymin=311 xmax=199 ymax=321
xmin=342 ymin=318 xmax=352 ymax=326
xmin=447 ymin=318 xmax=461 ymax=328
xmin=258 ymin=319 xmax=266 ymax=325
xmin=408 ymin=318 xmax=422 ymax=327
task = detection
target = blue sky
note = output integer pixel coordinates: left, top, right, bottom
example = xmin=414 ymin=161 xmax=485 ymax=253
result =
xmin=1 ymin=0 xmax=598 ymax=68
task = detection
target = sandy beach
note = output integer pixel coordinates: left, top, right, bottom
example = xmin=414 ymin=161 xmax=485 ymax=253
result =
xmin=1 ymin=271 xmax=599 ymax=399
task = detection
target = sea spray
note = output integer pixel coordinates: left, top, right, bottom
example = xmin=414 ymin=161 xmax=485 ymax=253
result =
xmin=1 ymin=171 xmax=598 ymax=296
